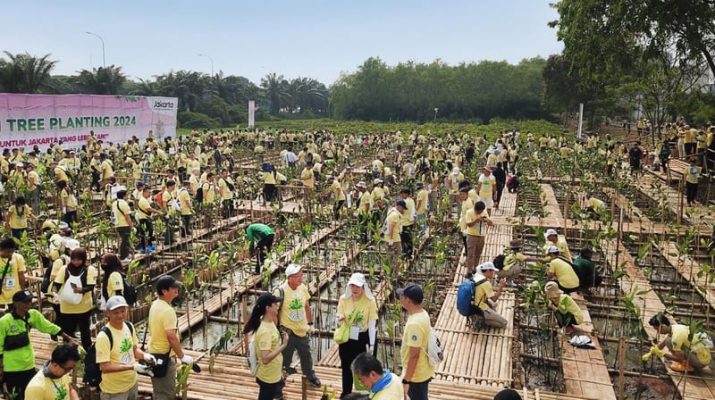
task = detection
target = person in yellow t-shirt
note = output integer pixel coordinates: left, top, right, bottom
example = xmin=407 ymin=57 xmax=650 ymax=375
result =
xmin=99 ymin=253 xmax=126 ymax=310
xmin=100 ymin=154 xmax=114 ymax=186
xmin=399 ymin=189 xmax=416 ymax=259
xmin=243 ymin=293 xmax=289 ymax=400
xmin=300 ymin=162 xmax=315 ymax=208
xmin=415 ymin=183 xmax=429 ymax=236
xmin=58 ymin=181 xmax=78 ymax=227
xmin=273 ymin=264 xmax=321 ymax=387
xmin=336 ymin=273 xmax=378 ymax=398
xmin=351 ymin=353 xmax=404 ymax=400
xmin=465 ymin=201 xmax=493 ymax=274
xmin=498 ymin=240 xmax=526 ymax=280
xmin=356 ymin=182 xmax=372 ymax=241
xmin=685 ymin=160 xmax=701 ymax=206
xmin=177 ymin=180 xmax=194 ymax=238
xmin=546 ymin=246 xmax=580 ymax=294
xmin=384 ymin=201 xmax=405 ymax=268
xmin=26 ymin=164 xmax=41 ymax=214
xmin=545 ymin=229 xmax=572 ymax=263
xmin=52 ymin=247 xmax=97 ymax=349
xmin=397 ymin=283 xmax=434 ymax=398
xmin=136 ymin=187 xmax=163 ymax=254
xmin=218 ymin=169 xmax=235 ymax=219
xmin=111 ymin=189 xmax=133 ymax=261
xmin=473 ymin=262 xmax=508 ymax=328
xmin=25 ymin=343 xmax=81 ymax=400
xmin=148 ymin=276 xmax=193 ymax=399
xmin=648 ymin=313 xmax=712 ymax=372
xmin=201 ymin=173 xmax=219 ymax=205
xmin=327 ymin=175 xmax=346 ymax=220
xmin=96 ymin=296 xmax=155 ymax=398
xmin=5 ymin=197 xmax=35 ymax=240
xmin=545 ymin=282 xmax=583 ymax=333
xmin=0 ymin=238 xmax=27 ymax=307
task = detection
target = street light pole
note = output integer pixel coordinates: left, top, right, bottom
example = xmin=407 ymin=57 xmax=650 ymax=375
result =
xmin=85 ymin=31 xmax=105 ymax=68
xmin=197 ymin=53 xmax=214 ymax=76
xmin=434 ymin=107 xmax=439 ymax=122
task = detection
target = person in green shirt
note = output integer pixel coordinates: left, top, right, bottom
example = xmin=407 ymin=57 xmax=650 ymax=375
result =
xmin=544 ymin=282 xmax=583 ymax=335
xmin=0 ymin=290 xmax=76 ymax=400
xmin=572 ymin=248 xmax=601 ymax=290
xmin=245 ymin=224 xmax=275 ymax=274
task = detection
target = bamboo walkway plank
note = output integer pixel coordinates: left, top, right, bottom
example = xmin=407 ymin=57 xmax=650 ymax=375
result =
xmin=656 ymin=240 xmax=715 ymax=312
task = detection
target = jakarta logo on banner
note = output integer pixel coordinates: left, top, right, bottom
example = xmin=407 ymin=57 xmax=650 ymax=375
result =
xmin=0 ymin=94 xmax=178 ymax=150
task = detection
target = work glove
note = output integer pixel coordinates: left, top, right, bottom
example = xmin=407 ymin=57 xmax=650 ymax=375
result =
xmin=181 ymin=355 xmax=194 ymax=365
xmin=143 ymin=353 xmax=157 ymax=365
xmin=134 ymin=363 xmax=154 ymax=376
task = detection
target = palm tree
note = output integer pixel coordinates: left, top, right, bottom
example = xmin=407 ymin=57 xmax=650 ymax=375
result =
xmin=155 ymin=71 xmax=213 ymax=112
xmin=261 ymin=72 xmax=290 ymax=115
xmin=73 ymin=65 xmax=127 ymax=95
xmin=0 ymin=51 xmax=57 ymax=93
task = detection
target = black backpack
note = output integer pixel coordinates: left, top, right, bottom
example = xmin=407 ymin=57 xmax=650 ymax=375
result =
xmin=122 ymin=277 xmax=137 ymax=306
xmin=84 ymin=322 xmax=135 ymax=387
xmin=195 ymin=186 xmax=204 ymax=204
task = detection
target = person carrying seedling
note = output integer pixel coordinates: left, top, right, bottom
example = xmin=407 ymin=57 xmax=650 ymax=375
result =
xmin=245 ymin=223 xmax=275 ymax=274
xmin=272 ymin=264 xmax=321 ymax=396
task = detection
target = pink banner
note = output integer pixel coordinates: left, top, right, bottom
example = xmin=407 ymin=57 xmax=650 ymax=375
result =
xmin=0 ymin=94 xmax=177 ymax=150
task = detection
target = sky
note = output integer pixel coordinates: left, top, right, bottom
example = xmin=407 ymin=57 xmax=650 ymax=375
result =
xmin=0 ymin=0 xmax=563 ymax=86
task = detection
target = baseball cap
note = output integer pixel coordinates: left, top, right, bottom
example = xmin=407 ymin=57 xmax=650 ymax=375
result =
xmin=12 ymin=290 xmax=33 ymax=303
xmin=478 ymin=262 xmax=498 ymax=273
xmin=373 ymin=178 xmax=382 ymax=185
xmin=106 ymin=295 xmax=129 ymax=310
xmin=356 ymin=181 xmax=366 ymax=189
xmin=397 ymin=283 xmax=424 ymax=304
xmin=285 ymin=264 xmax=302 ymax=277
xmin=547 ymin=246 xmax=560 ymax=254
xmin=347 ymin=272 xmax=366 ymax=287
xmin=255 ymin=292 xmax=283 ymax=310
xmin=546 ymin=229 xmax=558 ymax=237
xmin=156 ymin=275 xmax=182 ymax=294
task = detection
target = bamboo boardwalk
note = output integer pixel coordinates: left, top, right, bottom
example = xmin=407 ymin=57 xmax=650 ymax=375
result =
xmin=638 ymin=169 xmax=715 ymax=228
xmin=656 ymin=240 xmax=715 ymax=311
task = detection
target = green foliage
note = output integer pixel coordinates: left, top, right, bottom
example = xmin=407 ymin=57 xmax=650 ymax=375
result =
xmin=0 ymin=51 xmax=57 ymax=93
xmin=178 ymin=111 xmax=221 ymax=129
xmin=330 ymin=57 xmax=548 ymax=121
xmin=72 ymin=65 xmax=126 ymax=95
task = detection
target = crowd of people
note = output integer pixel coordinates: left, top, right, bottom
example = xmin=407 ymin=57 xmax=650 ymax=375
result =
xmin=0 ymin=123 xmax=711 ymax=400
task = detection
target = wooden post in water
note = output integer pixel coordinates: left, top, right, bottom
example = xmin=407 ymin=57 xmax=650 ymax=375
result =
xmin=618 ymin=336 xmax=626 ymax=400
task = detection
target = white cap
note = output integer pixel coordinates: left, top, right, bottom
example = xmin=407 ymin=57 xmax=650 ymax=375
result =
xmin=478 ymin=262 xmax=498 ymax=272
xmin=106 ymin=295 xmax=129 ymax=310
xmin=546 ymin=229 xmax=558 ymax=237
xmin=356 ymin=181 xmax=366 ymax=189
xmin=373 ymin=178 xmax=382 ymax=185
xmin=64 ymin=238 xmax=80 ymax=251
xmin=285 ymin=264 xmax=302 ymax=277
xmin=347 ymin=272 xmax=366 ymax=287
xmin=547 ymin=246 xmax=560 ymax=254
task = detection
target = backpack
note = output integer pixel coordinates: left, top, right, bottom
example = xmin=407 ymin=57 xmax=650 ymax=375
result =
xmin=84 ymin=322 xmax=135 ymax=387
xmin=426 ymin=327 xmax=444 ymax=368
xmin=122 ymin=277 xmax=137 ymax=306
xmin=154 ymin=192 xmax=165 ymax=208
xmin=195 ymin=186 xmax=204 ymax=203
xmin=456 ymin=278 xmax=488 ymax=317
xmin=493 ymin=254 xmax=506 ymax=271
xmin=40 ymin=264 xmax=53 ymax=293
xmin=247 ymin=336 xmax=258 ymax=375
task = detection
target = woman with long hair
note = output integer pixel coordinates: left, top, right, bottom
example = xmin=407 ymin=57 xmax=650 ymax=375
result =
xmin=99 ymin=253 xmax=125 ymax=310
xmin=336 ymin=273 xmax=378 ymax=399
xmin=243 ymin=293 xmax=289 ymax=400
xmin=52 ymin=247 xmax=97 ymax=349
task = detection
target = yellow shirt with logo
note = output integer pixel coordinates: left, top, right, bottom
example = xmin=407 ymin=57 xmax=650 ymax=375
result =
xmin=372 ymin=373 xmax=405 ymax=400
xmin=218 ymin=177 xmax=234 ymax=200
xmin=202 ymin=182 xmax=217 ymax=204
xmin=136 ymin=197 xmax=151 ymax=220
xmin=401 ymin=198 xmax=416 ymax=226
xmin=0 ymin=253 xmax=27 ymax=305
xmin=478 ymin=174 xmax=495 ymax=199
xmin=255 ymin=321 xmax=282 ymax=383
xmin=24 ymin=369 xmax=72 ymax=400
xmin=276 ymin=283 xmax=310 ymax=337
xmin=686 ymin=166 xmax=701 ymax=184
xmin=336 ymin=294 xmax=378 ymax=332
xmin=148 ymin=299 xmax=178 ymax=354
xmin=54 ymin=265 xmax=98 ymax=314
xmin=27 ymin=170 xmax=40 ymax=191
xmin=400 ymin=309 xmax=434 ymax=383
xmin=101 ymin=160 xmax=114 ymax=180
xmin=384 ymin=208 xmax=402 ymax=243
xmin=96 ymin=323 xmax=139 ymax=394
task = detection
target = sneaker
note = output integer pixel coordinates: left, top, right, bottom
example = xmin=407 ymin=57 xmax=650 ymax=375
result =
xmin=284 ymin=366 xmax=298 ymax=375
xmin=307 ymin=374 xmax=321 ymax=387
